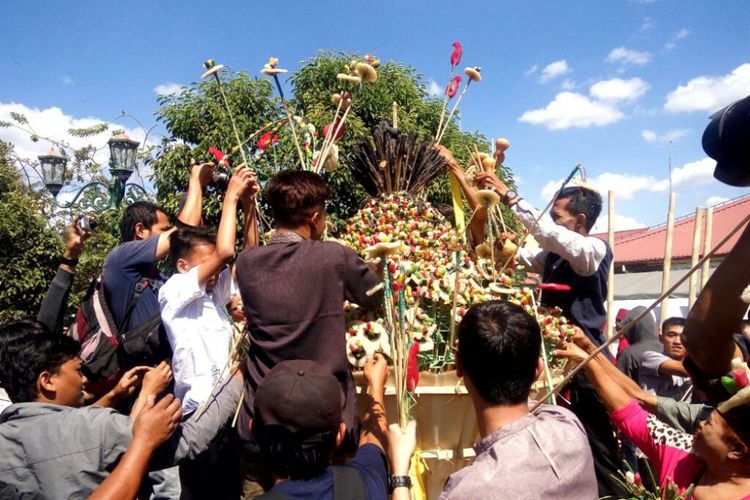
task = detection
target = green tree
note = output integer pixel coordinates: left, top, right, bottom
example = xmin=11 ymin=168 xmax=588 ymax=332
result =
xmin=0 ymin=141 xmax=63 ymax=323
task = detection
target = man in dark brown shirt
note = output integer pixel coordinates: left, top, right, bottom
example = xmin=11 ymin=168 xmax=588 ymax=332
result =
xmin=235 ymin=170 xmax=382 ymax=498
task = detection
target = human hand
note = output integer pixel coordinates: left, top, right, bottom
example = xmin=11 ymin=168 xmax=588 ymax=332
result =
xmin=141 ymin=361 xmax=173 ymax=397
xmin=64 ymin=217 xmax=92 ymax=260
xmin=112 ymin=366 xmax=150 ymax=400
xmin=132 ymin=394 xmax=182 ymax=451
xmin=190 ymin=161 xmax=215 ymax=188
xmin=388 ymin=420 xmax=417 ymax=475
xmin=239 ymin=166 xmax=260 ymax=207
xmin=473 ymin=172 xmax=509 ymax=197
xmin=364 ymin=352 xmax=389 ymax=390
xmin=569 ymin=326 xmax=596 ymax=354
xmin=226 ymin=164 xmax=254 ymax=202
xmin=552 ymin=341 xmax=588 ymax=364
xmin=435 ymin=144 xmax=464 ymax=176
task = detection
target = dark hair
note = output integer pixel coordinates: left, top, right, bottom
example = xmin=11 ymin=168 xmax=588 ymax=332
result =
xmin=661 ymin=316 xmax=686 ymax=335
xmin=119 ymin=201 xmax=162 ymax=243
xmin=256 ymin=425 xmax=337 ymax=479
xmin=0 ymin=326 xmax=80 ymax=403
xmin=169 ymin=226 xmax=217 ymax=266
xmin=458 ymin=300 xmax=541 ymax=405
xmin=0 ymin=320 xmax=50 ymax=387
xmin=556 ymin=186 xmax=603 ymax=231
xmin=266 ymin=170 xmax=331 ymax=228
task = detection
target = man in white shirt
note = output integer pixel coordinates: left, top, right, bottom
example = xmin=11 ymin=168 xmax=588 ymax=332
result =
xmin=159 ymin=165 xmax=257 ymax=414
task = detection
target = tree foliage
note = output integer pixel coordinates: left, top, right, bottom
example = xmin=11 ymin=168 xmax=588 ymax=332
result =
xmin=0 ymin=141 xmax=63 ymax=323
xmin=150 ymin=53 xmax=516 ymax=232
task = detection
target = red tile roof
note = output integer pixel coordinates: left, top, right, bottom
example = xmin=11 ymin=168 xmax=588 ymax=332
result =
xmin=592 ymin=194 xmax=750 ymax=265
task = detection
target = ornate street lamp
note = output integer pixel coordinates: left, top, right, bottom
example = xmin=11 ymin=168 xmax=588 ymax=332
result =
xmin=38 ymin=132 xmax=149 ymax=212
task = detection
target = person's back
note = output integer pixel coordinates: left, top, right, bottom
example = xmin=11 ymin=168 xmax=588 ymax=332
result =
xmin=617 ymin=307 xmax=662 ymax=383
xmin=234 ymin=171 xmax=381 ymax=456
xmin=441 ymin=404 xmax=595 ymax=500
xmin=439 ymin=300 xmax=598 ymax=500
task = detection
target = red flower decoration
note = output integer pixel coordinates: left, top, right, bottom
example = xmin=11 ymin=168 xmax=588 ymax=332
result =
xmin=537 ymin=283 xmax=572 ymax=292
xmin=258 ymin=131 xmax=279 ymax=151
xmin=406 ymin=342 xmax=420 ymax=392
xmin=323 ymin=118 xmax=346 ymax=142
xmin=445 ymin=76 xmax=462 ymax=98
xmin=208 ymin=146 xmax=225 ymax=162
xmin=450 ymin=41 xmax=463 ymax=67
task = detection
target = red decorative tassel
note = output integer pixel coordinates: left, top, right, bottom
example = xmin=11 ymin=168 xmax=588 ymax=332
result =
xmin=406 ymin=342 xmax=420 ymax=392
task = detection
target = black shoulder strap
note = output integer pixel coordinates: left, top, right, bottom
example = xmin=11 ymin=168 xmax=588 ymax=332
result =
xmin=331 ymin=465 xmax=366 ymax=500
xmin=117 ymin=277 xmax=152 ymax=335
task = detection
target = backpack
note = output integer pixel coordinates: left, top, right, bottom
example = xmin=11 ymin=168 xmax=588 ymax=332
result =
xmin=67 ymin=274 xmax=167 ymax=397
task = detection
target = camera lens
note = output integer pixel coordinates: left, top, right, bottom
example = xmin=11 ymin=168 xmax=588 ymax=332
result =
xmin=212 ymin=171 xmax=230 ymax=190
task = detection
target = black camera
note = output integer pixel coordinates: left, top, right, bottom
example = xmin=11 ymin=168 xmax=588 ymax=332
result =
xmin=212 ymin=170 xmax=230 ymax=190
xmin=77 ymin=215 xmax=98 ymax=232
xmin=703 ymin=94 xmax=750 ymax=187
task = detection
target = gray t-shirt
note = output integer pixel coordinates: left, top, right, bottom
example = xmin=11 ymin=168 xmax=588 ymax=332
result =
xmin=639 ymin=351 xmax=692 ymax=401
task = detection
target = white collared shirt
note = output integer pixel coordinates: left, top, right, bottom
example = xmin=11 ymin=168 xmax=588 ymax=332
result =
xmin=511 ymin=199 xmax=608 ymax=277
xmin=159 ymin=266 xmax=235 ymax=413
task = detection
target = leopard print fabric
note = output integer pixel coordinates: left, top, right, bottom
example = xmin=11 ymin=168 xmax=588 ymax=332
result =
xmin=646 ymin=414 xmax=694 ymax=452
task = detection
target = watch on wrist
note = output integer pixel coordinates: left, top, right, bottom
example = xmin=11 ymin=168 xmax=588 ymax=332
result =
xmin=60 ymin=256 xmax=79 ymax=267
xmin=389 ymin=474 xmax=412 ymax=491
xmin=503 ymin=190 xmax=518 ymax=206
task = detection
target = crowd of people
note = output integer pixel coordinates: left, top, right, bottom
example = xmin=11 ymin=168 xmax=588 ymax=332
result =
xmin=1 ymin=149 xmax=750 ymax=500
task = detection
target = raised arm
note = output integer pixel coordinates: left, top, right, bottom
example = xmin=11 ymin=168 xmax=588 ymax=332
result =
xmin=177 ymin=162 xmax=214 ymax=227
xmin=436 ymin=146 xmax=487 ymax=245
xmin=683 ymin=221 xmax=750 ymax=377
xmin=192 ymin=165 xmax=253 ymax=287
xmin=240 ymin=170 xmax=260 ymax=249
xmin=37 ymin=218 xmax=90 ymax=333
xmin=359 ymin=353 xmax=389 ymax=452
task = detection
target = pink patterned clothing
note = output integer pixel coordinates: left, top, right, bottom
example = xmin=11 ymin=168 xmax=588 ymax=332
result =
xmin=611 ymin=401 xmax=703 ymax=490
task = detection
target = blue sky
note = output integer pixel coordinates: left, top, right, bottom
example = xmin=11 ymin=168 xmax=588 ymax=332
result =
xmin=2 ymin=0 xmax=749 ymax=232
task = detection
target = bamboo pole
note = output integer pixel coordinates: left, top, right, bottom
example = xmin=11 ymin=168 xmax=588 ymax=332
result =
xmin=688 ymin=207 xmax=704 ymax=310
xmin=530 ymin=209 xmax=750 ymax=412
xmin=701 ymin=207 xmax=714 ymax=290
xmin=659 ymin=193 xmax=677 ymax=327
xmin=606 ymin=191 xmax=615 ymax=342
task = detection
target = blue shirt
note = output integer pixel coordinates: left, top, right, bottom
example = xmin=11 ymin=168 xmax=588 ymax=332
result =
xmin=102 ymin=236 xmax=163 ymax=330
xmin=270 ymin=444 xmax=388 ymax=500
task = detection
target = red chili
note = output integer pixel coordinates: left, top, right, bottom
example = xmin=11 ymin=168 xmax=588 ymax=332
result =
xmin=537 ymin=283 xmax=572 ymax=292
xmin=406 ymin=342 xmax=420 ymax=392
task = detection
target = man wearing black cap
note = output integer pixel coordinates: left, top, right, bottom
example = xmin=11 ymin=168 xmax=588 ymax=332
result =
xmin=251 ymin=355 xmax=393 ymax=499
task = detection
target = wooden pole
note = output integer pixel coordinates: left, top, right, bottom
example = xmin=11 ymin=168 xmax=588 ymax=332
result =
xmin=688 ymin=207 xmax=704 ymax=310
xmin=530 ymin=209 xmax=750 ymax=412
xmin=659 ymin=193 xmax=677 ymax=327
xmin=606 ymin=191 xmax=615 ymax=342
xmin=701 ymin=207 xmax=714 ymax=290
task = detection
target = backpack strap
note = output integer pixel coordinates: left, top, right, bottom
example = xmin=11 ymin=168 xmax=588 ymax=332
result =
xmin=117 ymin=277 xmax=153 ymax=336
xmin=331 ymin=465 xmax=366 ymax=500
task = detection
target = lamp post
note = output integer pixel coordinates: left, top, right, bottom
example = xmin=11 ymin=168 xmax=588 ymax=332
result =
xmin=38 ymin=132 xmax=150 ymax=212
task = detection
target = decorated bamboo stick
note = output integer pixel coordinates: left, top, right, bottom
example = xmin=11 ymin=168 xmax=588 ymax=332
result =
xmin=530 ymin=210 xmax=750 ymax=412
xmin=659 ymin=193 xmax=677 ymax=327
xmin=606 ymin=191 xmax=615 ymax=342
xmin=688 ymin=207 xmax=704 ymax=310
xmin=436 ymin=81 xmax=472 ymax=145
xmin=701 ymin=207 xmax=714 ymax=290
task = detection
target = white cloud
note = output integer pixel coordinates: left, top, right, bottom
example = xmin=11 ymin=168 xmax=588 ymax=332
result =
xmin=61 ymin=75 xmax=74 ymax=85
xmin=539 ymin=59 xmax=571 ymax=84
xmin=0 ymin=102 xmax=154 ymax=187
xmin=674 ymin=28 xmax=690 ymax=40
xmin=540 ymin=157 xmax=716 ymax=201
xmin=706 ymin=196 xmax=728 ymax=207
xmin=664 ymin=63 xmax=750 ymax=113
xmin=641 ymin=128 xmax=690 ymax=144
xmin=591 ymin=214 xmax=647 ymax=234
xmin=590 ymin=78 xmax=650 ymax=103
xmin=426 ymin=79 xmax=442 ymax=98
xmin=519 ymin=92 xmax=623 ymax=130
xmin=560 ymin=79 xmax=576 ymax=90
xmin=640 ymin=17 xmax=655 ymax=32
xmin=524 ymin=64 xmax=538 ymax=77
xmin=606 ymin=47 xmax=652 ymax=66
xmin=153 ymin=82 xmax=184 ymax=97
xmin=519 ymin=78 xmax=651 ymax=130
